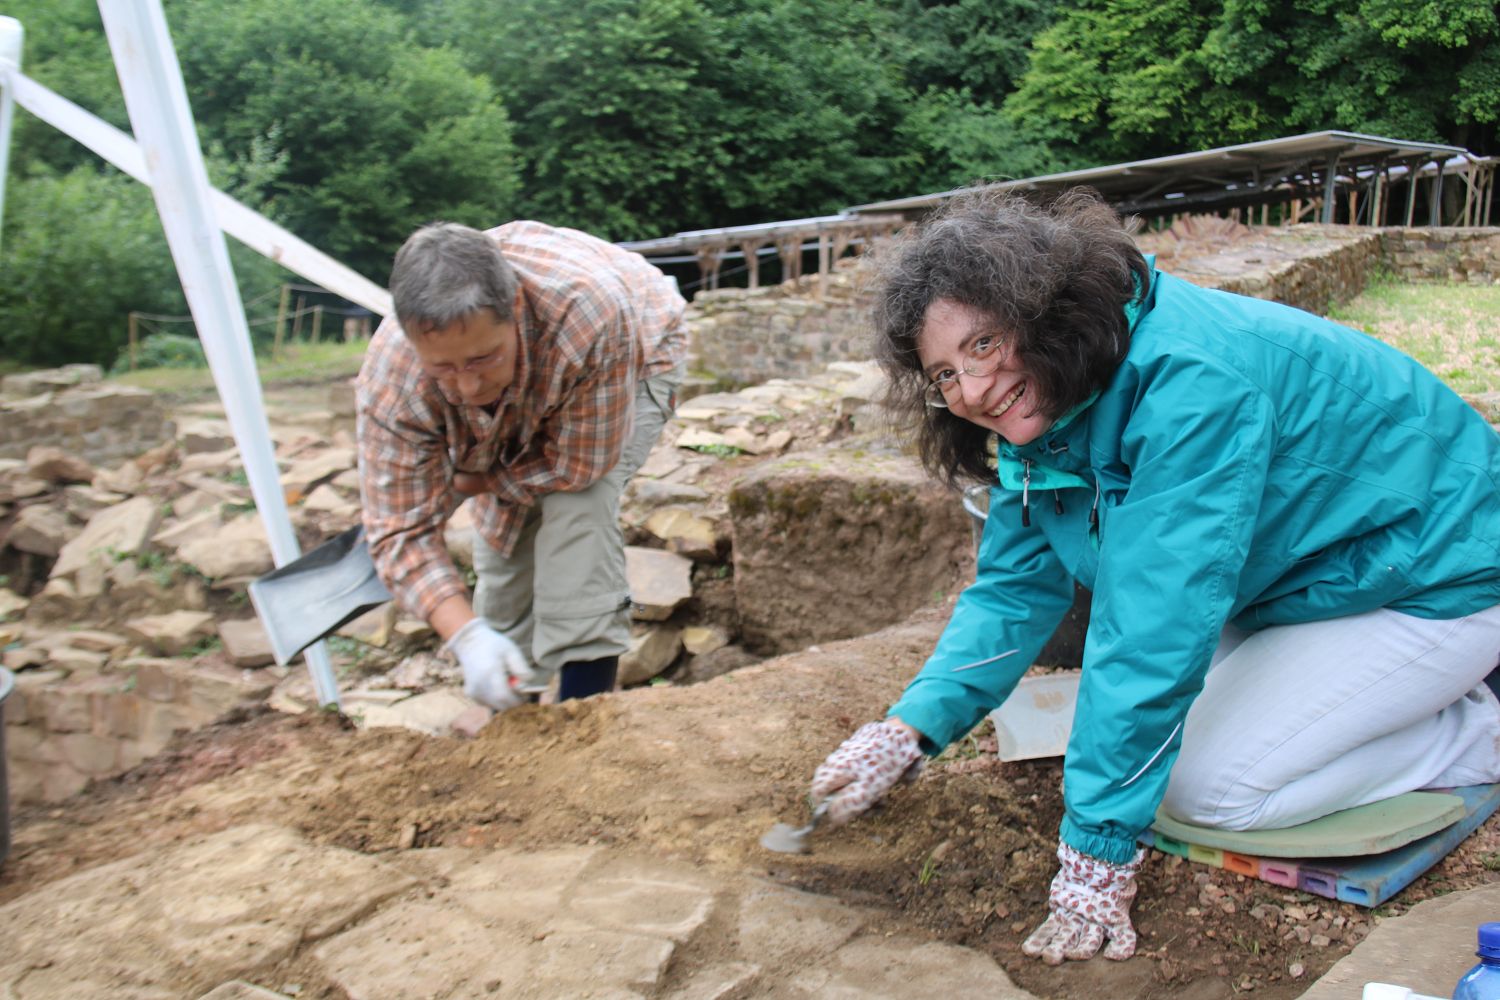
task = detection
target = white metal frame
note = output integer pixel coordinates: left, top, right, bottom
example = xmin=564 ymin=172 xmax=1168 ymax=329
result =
xmin=0 ymin=4 xmax=407 ymax=709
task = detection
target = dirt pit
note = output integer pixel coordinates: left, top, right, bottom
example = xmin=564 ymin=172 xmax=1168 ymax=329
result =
xmin=7 ymin=607 xmax=1500 ymax=999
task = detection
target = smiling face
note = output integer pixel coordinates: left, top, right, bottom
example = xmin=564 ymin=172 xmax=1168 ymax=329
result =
xmin=917 ymin=298 xmax=1050 ymax=446
xmin=407 ymin=305 xmax=520 ymax=408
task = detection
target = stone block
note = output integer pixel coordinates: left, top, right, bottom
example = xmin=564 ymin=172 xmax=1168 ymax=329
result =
xmin=138 ymin=699 xmax=204 ymax=753
xmin=26 ymin=445 xmax=96 ymax=484
xmin=624 ymin=547 xmax=693 ymax=622
xmin=40 ymin=675 xmax=120 ymax=733
xmin=41 ymin=761 xmax=89 ymax=800
xmin=177 ymin=516 xmax=273 ymax=580
xmin=530 ymin=929 xmax=677 ymax=991
xmin=183 ymin=663 xmax=275 ymax=716
xmin=52 ymin=495 xmax=162 ymax=578
xmin=196 ymin=982 xmax=294 ymax=1000
xmin=129 ymin=657 xmax=190 ymax=702
xmin=7 ymin=503 xmax=75 ymax=557
xmin=0 ymin=587 xmax=28 ymax=622
xmin=618 ymin=625 xmax=682 ymax=687
xmin=124 ymin=610 xmax=216 ymax=656
xmin=218 ymin=618 xmax=277 ymax=668
xmin=96 ymin=691 xmax=146 ymax=739
xmin=57 ymin=731 xmax=122 ymax=775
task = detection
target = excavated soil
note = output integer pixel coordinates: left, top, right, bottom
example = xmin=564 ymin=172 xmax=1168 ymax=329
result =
xmin=8 ymin=605 xmax=1500 ymax=999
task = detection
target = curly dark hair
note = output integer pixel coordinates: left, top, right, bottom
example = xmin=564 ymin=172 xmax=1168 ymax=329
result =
xmin=873 ymin=187 xmax=1150 ymax=486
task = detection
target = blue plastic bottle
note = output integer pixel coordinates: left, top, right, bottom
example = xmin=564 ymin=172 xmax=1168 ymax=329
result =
xmin=1454 ymin=922 xmax=1500 ymax=1000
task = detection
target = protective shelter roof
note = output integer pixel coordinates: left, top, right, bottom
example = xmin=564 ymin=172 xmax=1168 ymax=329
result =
xmin=845 ymin=130 xmax=1472 ymax=220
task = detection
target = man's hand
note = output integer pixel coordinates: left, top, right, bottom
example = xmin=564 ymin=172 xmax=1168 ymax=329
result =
xmin=810 ymin=720 xmax=923 ymax=825
xmin=1021 ymin=842 xmax=1143 ymax=964
xmin=446 ymin=619 xmax=536 ymax=712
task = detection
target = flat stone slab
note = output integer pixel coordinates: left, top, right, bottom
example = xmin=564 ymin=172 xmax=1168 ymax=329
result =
xmin=0 ymin=824 xmax=416 ymax=998
xmin=1300 ymin=882 xmax=1500 ymax=999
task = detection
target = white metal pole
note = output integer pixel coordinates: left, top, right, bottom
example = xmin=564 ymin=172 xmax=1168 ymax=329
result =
xmin=97 ymin=0 xmax=340 ymax=708
xmin=0 ymin=17 xmax=23 ymax=253
xmin=7 ymin=71 xmax=391 ymax=315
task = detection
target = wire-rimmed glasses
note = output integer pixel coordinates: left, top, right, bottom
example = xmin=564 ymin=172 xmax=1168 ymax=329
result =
xmin=923 ymin=335 xmax=1006 ymax=409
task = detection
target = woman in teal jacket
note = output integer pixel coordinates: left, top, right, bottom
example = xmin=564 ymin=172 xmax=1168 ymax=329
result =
xmin=810 ymin=189 xmax=1500 ymax=965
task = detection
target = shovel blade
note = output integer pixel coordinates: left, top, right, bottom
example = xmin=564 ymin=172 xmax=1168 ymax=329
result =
xmin=248 ymin=525 xmax=393 ymax=666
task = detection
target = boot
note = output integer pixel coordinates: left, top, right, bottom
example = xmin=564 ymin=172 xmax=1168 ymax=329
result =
xmin=557 ymin=655 xmax=618 ymax=702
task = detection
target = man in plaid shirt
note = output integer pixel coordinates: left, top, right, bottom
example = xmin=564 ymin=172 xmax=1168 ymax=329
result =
xmin=356 ymin=221 xmax=687 ymax=710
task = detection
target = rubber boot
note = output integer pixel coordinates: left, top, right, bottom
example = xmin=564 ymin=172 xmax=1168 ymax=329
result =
xmin=557 ymin=656 xmax=618 ymax=702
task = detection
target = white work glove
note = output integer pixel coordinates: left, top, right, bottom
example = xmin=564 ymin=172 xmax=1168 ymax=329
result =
xmin=1022 ymin=842 xmax=1144 ymax=964
xmin=810 ymin=720 xmax=924 ymax=825
xmin=446 ymin=618 xmax=536 ymax=712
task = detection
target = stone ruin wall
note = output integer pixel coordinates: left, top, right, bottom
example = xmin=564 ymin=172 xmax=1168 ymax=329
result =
xmin=0 ymin=366 xmax=175 ymax=466
xmin=683 ymin=226 xmax=1500 ymax=385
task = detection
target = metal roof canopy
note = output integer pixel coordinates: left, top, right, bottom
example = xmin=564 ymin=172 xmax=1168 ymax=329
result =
xmin=846 ymin=130 xmax=1474 ymax=223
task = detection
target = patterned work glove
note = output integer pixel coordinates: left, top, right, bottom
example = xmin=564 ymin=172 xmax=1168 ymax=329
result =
xmin=447 ymin=619 xmax=536 ymax=712
xmin=1021 ymin=842 xmax=1144 ymax=964
xmin=810 ymin=721 xmax=923 ymax=825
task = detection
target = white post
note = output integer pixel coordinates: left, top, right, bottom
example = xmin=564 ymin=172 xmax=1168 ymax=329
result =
xmin=97 ymin=0 xmax=340 ymax=708
xmin=0 ymin=17 xmax=23 ymax=253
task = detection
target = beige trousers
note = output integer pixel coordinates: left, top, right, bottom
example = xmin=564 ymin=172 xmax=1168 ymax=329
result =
xmin=472 ymin=370 xmax=680 ymax=681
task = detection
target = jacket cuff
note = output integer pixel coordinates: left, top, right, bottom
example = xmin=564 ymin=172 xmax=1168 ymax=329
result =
xmin=1060 ymin=815 xmax=1148 ymax=866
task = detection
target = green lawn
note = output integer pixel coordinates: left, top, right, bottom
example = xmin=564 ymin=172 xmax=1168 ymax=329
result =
xmin=110 ymin=340 xmax=369 ymax=397
xmin=1328 ymin=281 xmax=1500 ymax=399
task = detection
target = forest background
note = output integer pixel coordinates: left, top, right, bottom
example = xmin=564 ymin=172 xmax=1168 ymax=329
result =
xmin=2 ymin=0 xmax=1497 ymax=369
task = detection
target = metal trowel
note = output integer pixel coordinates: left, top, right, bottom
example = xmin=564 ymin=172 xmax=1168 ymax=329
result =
xmin=760 ymin=799 xmax=830 ymax=854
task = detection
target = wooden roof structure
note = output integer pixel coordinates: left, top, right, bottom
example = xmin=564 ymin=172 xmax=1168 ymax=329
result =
xmin=623 ymin=132 xmax=1492 ymax=294
xmin=847 ymin=131 xmax=1488 ymax=228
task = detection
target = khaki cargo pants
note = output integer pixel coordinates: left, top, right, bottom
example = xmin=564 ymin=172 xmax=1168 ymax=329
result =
xmin=471 ymin=369 xmax=680 ymax=685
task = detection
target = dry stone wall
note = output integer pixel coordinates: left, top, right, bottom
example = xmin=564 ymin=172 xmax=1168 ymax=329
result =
xmin=685 ymin=225 xmax=1500 ymax=384
xmin=0 ymin=366 xmax=174 ymax=466
xmin=1378 ymin=228 xmax=1500 ymax=283
xmin=686 ymin=266 xmax=874 ymax=386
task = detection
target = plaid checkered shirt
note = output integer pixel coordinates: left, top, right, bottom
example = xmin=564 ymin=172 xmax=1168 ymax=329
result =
xmin=355 ymin=221 xmax=687 ymax=621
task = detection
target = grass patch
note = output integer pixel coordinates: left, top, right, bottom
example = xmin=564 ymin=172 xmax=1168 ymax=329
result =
xmin=112 ymin=340 xmax=369 ymax=396
xmin=1329 ymin=281 xmax=1500 ymax=398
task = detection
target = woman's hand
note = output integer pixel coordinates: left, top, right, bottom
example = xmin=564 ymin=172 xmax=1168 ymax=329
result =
xmin=810 ymin=719 xmax=923 ymax=824
xmin=1022 ymin=842 xmax=1144 ymax=964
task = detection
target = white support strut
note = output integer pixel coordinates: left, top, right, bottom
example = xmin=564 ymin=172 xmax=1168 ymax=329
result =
xmin=97 ymin=0 xmax=341 ymax=708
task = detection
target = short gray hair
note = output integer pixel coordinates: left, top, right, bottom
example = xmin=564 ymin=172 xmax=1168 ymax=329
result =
xmin=390 ymin=222 xmax=519 ymax=335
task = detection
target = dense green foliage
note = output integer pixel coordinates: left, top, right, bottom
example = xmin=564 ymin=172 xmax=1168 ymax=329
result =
xmin=1007 ymin=0 xmax=1499 ymax=163
xmin=2 ymin=0 xmax=1496 ymax=367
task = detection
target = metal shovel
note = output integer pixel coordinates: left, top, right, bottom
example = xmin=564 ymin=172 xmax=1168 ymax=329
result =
xmin=760 ymin=799 xmax=830 ymax=854
xmin=248 ymin=525 xmax=393 ymax=666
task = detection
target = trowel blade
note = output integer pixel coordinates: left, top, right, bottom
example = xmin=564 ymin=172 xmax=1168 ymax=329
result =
xmin=760 ymin=800 xmax=828 ymax=854
xmin=760 ymin=821 xmax=814 ymax=854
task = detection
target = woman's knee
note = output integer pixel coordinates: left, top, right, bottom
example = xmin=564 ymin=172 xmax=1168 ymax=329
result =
xmin=1161 ymin=758 xmax=1266 ymax=831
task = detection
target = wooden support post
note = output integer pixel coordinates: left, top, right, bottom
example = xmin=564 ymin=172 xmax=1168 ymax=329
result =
xmin=1484 ymin=164 xmax=1495 ymax=227
xmin=273 ymin=283 xmax=290 ymax=356
xmin=739 ymin=241 xmax=765 ymax=289
xmin=815 ymin=233 xmax=830 ymax=299
xmin=776 ymin=237 xmax=803 ymax=283
xmin=291 ymin=295 xmax=306 ymax=342
xmin=694 ymin=247 xmax=722 ymax=292
xmin=1320 ymin=154 xmax=1339 ymax=224
xmin=1405 ymin=163 xmax=1419 ymax=227
xmin=1430 ymin=160 xmax=1445 ymax=227
xmin=127 ymin=312 xmax=139 ymax=371
xmin=310 ymin=304 xmax=323 ymax=344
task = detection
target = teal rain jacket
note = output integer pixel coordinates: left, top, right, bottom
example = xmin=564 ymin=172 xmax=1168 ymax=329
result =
xmin=887 ymin=265 xmax=1500 ymax=865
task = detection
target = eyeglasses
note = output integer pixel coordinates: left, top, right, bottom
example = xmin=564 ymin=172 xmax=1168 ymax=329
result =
xmin=421 ymin=346 xmax=506 ymax=380
xmin=923 ymin=335 xmax=1006 ymax=408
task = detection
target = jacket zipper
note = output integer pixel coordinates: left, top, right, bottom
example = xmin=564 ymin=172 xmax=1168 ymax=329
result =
xmin=1021 ymin=459 xmax=1031 ymax=527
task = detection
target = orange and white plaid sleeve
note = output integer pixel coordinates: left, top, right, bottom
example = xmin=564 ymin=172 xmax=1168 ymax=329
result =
xmin=355 ymin=322 xmax=468 ymax=621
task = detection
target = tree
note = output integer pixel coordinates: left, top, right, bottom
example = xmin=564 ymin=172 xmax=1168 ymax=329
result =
xmin=1005 ymin=0 xmax=1500 ymax=167
xmin=170 ymin=0 xmax=519 ymax=278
